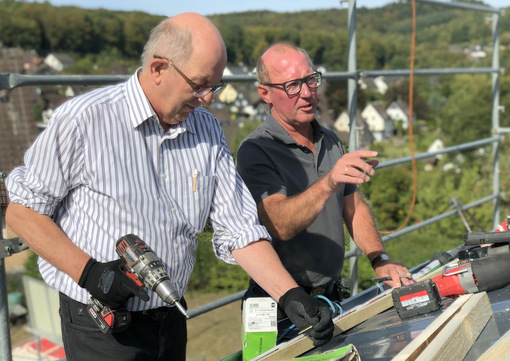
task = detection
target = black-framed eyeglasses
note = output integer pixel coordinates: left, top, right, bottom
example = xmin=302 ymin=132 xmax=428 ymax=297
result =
xmin=153 ymin=55 xmax=226 ymax=97
xmin=262 ymin=72 xmax=322 ymax=96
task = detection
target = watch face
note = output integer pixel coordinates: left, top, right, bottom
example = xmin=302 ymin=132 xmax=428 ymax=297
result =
xmin=372 ymin=253 xmax=390 ymax=267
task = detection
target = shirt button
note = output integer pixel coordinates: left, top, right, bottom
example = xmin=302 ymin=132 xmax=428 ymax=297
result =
xmin=172 ymin=208 xmax=176 ymax=213
xmin=175 ymin=244 xmax=179 ymax=249
xmin=162 ymin=174 xmax=167 ymax=179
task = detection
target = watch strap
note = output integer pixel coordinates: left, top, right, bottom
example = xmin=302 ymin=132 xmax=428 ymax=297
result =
xmin=371 ymin=253 xmax=390 ymax=268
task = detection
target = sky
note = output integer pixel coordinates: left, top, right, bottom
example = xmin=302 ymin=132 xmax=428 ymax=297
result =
xmin=31 ymin=0 xmax=507 ymax=17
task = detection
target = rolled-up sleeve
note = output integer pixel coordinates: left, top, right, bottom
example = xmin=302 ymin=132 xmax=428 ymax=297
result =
xmin=209 ymin=138 xmax=271 ymax=264
xmin=7 ymin=107 xmax=84 ymax=217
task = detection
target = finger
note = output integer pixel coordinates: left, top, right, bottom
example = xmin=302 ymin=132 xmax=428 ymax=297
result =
xmin=311 ymin=327 xmax=334 ymax=344
xmin=401 ymin=276 xmax=414 ymax=286
xmin=399 ymin=268 xmax=414 ymax=285
xmin=136 ymin=287 xmax=150 ymax=301
xmin=121 ymin=279 xmax=150 ymax=301
xmin=345 ymin=166 xmax=372 ymax=182
xmin=303 ymin=312 xmax=319 ymax=327
xmin=350 ymin=150 xmax=378 ymax=159
xmin=311 ymin=314 xmax=334 ymax=347
xmin=312 ymin=307 xmax=333 ymax=332
xmin=346 ymin=158 xmax=378 ymax=177
xmin=391 ymin=274 xmax=402 ymax=287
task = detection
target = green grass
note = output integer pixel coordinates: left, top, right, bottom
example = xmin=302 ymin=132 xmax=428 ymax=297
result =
xmin=185 ymin=291 xmax=243 ymax=361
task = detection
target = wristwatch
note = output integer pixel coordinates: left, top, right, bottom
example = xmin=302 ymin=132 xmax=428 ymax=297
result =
xmin=371 ymin=253 xmax=390 ymax=268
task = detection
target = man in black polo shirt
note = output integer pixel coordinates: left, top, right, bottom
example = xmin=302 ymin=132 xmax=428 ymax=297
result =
xmin=237 ymin=43 xmax=413 ymax=309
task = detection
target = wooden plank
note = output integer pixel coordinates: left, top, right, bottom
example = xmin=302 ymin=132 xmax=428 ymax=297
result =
xmin=392 ymin=294 xmax=472 ymax=361
xmin=476 ymin=328 xmax=510 ymax=361
xmin=416 ymin=292 xmax=492 ymax=361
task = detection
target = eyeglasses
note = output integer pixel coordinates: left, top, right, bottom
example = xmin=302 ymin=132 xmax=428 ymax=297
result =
xmin=153 ymin=55 xmax=226 ymax=97
xmin=262 ymin=72 xmax=322 ymax=96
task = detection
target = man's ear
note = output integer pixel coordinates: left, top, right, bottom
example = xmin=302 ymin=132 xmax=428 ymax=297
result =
xmin=150 ymin=59 xmax=167 ymax=85
xmin=257 ymin=85 xmax=272 ymax=105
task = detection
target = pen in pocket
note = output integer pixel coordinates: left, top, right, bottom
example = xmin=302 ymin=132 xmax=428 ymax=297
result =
xmin=192 ymin=169 xmax=198 ymax=192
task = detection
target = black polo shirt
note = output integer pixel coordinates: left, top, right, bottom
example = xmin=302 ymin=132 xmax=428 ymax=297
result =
xmin=237 ymin=114 xmax=357 ymax=288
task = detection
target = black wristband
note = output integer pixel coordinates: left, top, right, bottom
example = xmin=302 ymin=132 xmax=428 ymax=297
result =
xmin=371 ymin=253 xmax=390 ymax=268
xmin=78 ymin=258 xmax=97 ymax=287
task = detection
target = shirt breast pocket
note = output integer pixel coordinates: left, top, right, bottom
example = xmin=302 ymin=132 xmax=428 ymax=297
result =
xmin=187 ymin=175 xmax=215 ymax=231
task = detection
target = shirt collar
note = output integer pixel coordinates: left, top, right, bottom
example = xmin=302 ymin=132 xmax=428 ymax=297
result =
xmin=263 ymin=114 xmax=323 ymax=145
xmin=126 ymin=68 xmax=157 ymax=128
xmin=126 ymin=68 xmax=198 ymax=137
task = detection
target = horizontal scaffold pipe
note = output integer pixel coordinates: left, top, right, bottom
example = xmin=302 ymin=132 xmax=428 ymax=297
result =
xmin=418 ymin=0 xmax=503 ymax=14
xmin=0 ymin=66 xmax=504 ymax=91
xmin=377 ymin=136 xmax=502 ymax=169
xmin=345 ymin=193 xmax=500 ymax=259
xmin=187 ymin=290 xmax=246 ymax=319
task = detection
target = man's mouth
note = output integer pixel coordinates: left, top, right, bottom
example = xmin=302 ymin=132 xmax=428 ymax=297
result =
xmin=299 ymin=104 xmax=314 ymax=112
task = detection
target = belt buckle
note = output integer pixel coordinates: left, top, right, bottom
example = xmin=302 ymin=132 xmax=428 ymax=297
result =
xmin=311 ymin=287 xmax=324 ymax=296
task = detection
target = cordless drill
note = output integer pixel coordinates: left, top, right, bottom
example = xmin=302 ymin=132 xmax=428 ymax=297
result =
xmin=88 ymin=234 xmax=189 ymax=333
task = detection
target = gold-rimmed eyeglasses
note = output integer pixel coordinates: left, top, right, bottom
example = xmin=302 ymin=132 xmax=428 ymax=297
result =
xmin=153 ymin=55 xmax=226 ymax=98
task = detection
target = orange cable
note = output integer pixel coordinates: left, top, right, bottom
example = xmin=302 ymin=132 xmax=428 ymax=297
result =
xmin=380 ymin=0 xmax=418 ymax=234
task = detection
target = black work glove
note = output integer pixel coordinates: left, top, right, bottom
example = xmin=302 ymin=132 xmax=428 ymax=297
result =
xmin=279 ymin=287 xmax=334 ymax=347
xmin=78 ymin=258 xmax=149 ymax=309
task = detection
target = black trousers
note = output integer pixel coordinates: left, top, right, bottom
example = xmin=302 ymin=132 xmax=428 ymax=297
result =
xmin=59 ymin=293 xmax=187 ymax=361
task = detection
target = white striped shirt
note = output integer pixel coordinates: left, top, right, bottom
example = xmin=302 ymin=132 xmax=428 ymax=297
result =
xmin=7 ymin=70 xmax=270 ymax=311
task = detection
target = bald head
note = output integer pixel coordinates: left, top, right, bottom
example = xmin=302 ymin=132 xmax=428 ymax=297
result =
xmin=256 ymin=43 xmax=313 ymax=85
xmin=141 ymin=13 xmax=226 ymax=67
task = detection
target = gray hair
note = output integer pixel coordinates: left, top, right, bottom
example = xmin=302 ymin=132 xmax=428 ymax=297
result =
xmin=256 ymin=42 xmax=314 ymax=84
xmin=141 ymin=19 xmax=194 ymax=67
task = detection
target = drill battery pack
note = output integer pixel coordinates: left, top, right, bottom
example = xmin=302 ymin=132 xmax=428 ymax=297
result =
xmin=392 ymin=279 xmax=442 ymax=319
xmin=87 ymin=298 xmax=130 ymax=334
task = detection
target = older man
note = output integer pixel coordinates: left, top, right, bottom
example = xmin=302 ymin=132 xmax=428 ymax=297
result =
xmin=6 ymin=17 xmax=333 ymax=361
xmin=237 ymin=43 xmax=412 ymax=310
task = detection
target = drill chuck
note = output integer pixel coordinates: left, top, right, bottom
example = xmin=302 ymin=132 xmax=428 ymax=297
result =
xmin=155 ymin=282 xmax=189 ymax=317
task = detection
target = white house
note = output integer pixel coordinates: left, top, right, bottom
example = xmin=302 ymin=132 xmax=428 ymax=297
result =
xmin=358 ymin=75 xmax=405 ymax=95
xmin=361 ymin=102 xmax=393 ymax=141
xmin=424 ymin=138 xmax=445 ymax=171
xmin=334 ymin=110 xmax=374 ymax=149
xmin=44 ymin=53 xmax=74 ymax=72
xmin=334 ymin=110 xmax=351 ymax=133
xmin=217 ymin=83 xmax=238 ymax=104
xmin=386 ymin=100 xmax=413 ymax=130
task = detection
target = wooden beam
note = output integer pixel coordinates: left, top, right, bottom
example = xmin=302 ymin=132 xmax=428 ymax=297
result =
xmin=476 ymin=328 xmax=510 ymax=361
xmin=392 ymin=294 xmax=471 ymax=361
xmin=394 ymin=292 xmax=492 ymax=361
xmin=416 ymin=292 xmax=492 ymax=361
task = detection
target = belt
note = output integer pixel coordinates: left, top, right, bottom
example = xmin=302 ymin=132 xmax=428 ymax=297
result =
xmin=301 ymin=283 xmax=337 ymax=298
xmin=133 ymin=297 xmax=187 ymax=321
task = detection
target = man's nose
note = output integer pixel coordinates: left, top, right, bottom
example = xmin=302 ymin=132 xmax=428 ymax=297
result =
xmin=198 ymin=91 xmax=214 ymax=106
xmin=300 ymin=82 xmax=313 ymax=97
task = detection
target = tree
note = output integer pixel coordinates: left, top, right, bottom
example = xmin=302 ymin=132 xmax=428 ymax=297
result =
xmin=383 ymin=79 xmax=430 ymax=120
xmin=438 ymin=74 xmax=492 ymax=145
xmin=360 ymin=165 xmax=415 ymax=231
xmin=0 ymin=9 xmax=41 ymax=49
